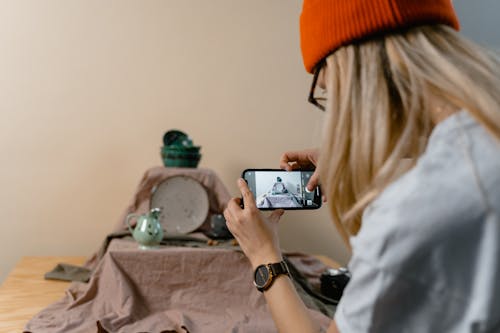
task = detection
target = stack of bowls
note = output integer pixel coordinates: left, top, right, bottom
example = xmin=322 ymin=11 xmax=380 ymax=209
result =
xmin=161 ymin=130 xmax=202 ymax=168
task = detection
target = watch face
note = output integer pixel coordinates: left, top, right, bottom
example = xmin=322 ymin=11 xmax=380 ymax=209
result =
xmin=254 ymin=265 xmax=270 ymax=288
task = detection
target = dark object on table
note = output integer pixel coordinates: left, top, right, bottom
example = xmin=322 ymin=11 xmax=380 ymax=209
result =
xmin=161 ymin=129 xmax=202 ymax=168
xmin=320 ymin=267 xmax=351 ymax=302
xmin=45 ymin=263 xmax=92 ymax=283
xmin=207 ymin=214 xmax=233 ymax=239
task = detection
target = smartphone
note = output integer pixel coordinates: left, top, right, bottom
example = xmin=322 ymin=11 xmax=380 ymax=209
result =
xmin=241 ymin=169 xmax=322 ymax=210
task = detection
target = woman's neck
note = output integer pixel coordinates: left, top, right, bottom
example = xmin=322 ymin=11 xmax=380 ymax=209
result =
xmin=430 ymin=102 xmax=460 ymax=126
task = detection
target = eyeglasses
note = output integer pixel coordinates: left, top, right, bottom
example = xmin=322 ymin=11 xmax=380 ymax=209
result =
xmin=308 ymin=60 xmax=327 ymax=111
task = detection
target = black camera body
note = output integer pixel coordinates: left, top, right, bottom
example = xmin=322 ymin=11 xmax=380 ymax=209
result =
xmin=320 ymin=267 xmax=351 ymax=302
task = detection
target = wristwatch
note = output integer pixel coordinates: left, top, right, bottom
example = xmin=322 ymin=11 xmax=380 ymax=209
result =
xmin=253 ymin=261 xmax=290 ymax=292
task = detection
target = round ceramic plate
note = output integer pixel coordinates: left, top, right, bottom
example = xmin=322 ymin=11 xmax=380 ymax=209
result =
xmin=150 ymin=176 xmax=209 ymax=235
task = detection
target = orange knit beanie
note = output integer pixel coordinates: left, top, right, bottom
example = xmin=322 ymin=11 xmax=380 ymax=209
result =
xmin=300 ymin=0 xmax=460 ymax=73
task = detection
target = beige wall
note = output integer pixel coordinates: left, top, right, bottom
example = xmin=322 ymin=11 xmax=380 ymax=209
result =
xmin=0 ymin=0 xmax=350 ymax=283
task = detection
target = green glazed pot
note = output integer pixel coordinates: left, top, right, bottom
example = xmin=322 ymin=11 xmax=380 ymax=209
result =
xmin=161 ymin=152 xmax=201 ymax=160
xmin=161 ymin=145 xmax=201 ymax=153
xmin=161 ymin=130 xmax=201 ymax=168
xmin=162 ymin=156 xmax=201 ymax=168
xmin=163 ymin=130 xmax=189 ymax=146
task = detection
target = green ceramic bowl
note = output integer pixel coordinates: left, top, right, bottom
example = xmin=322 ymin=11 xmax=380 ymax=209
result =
xmin=161 ymin=151 xmax=201 ymax=159
xmin=162 ymin=154 xmax=201 ymax=168
xmin=161 ymin=130 xmax=202 ymax=168
xmin=163 ymin=130 xmax=189 ymax=146
xmin=161 ymin=145 xmax=201 ymax=153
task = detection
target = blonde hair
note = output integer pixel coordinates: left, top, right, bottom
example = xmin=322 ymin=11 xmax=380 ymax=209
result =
xmin=319 ymin=25 xmax=500 ymax=245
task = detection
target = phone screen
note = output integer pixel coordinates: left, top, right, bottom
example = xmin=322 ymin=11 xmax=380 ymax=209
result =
xmin=242 ymin=169 xmax=322 ymax=210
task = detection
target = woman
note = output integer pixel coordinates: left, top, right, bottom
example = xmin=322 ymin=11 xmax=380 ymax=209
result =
xmin=223 ymin=0 xmax=500 ymax=332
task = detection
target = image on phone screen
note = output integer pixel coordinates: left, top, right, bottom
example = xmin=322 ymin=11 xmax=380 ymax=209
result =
xmin=242 ymin=169 xmax=322 ymax=210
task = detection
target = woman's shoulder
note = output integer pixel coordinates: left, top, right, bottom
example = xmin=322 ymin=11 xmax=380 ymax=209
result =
xmin=345 ymin=111 xmax=500 ymax=328
xmin=353 ymin=111 xmax=500 ymax=271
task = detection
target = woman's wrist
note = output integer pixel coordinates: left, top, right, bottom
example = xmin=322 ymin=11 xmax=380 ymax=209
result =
xmin=250 ymin=249 xmax=283 ymax=270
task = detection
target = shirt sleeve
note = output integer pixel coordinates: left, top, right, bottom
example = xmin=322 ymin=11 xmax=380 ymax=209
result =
xmin=334 ymin=253 xmax=464 ymax=333
xmin=334 ymin=255 xmax=385 ymax=332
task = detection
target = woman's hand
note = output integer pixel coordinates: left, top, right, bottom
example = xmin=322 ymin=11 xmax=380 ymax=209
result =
xmin=279 ymin=149 xmax=320 ymax=192
xmin=224 ymin=178 xmax=285 ymax=269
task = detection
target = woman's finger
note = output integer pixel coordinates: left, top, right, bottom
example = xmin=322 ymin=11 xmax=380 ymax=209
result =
xmin=237 ymin=178 xmax=257 ymax=210
xmin=279 ymin=151 xmax=301 ymax=171
xmin=306 ymin=171 xmax=327 ymax=201
xmin=280 ymin=149 xmax=318 ymax=171
xmin=224 ymin=205 xmax=242 ymax=234
xmin=268 ymin=209 xmax=285 ymax=223
xmin=226 ymin=197 xmax=243 ymax=215
xmin=223 ymin=207 xmax=234 ymax=222
xmin=307 ymin=170 xmax=320 ymax=191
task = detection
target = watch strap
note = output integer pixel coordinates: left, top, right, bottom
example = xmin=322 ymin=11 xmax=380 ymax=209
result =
xmin=269 ymin=261 xmax=290 ymax=278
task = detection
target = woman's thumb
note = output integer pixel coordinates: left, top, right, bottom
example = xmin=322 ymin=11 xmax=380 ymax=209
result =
xmin=307 ymin=170 xmax=320 ymax=191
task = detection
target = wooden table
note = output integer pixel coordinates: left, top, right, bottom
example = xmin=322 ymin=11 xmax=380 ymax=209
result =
xmin=0 ymin=255 xmax=339 ymax=332
xmin=0 ymin=256 xmax=87 ymax=333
